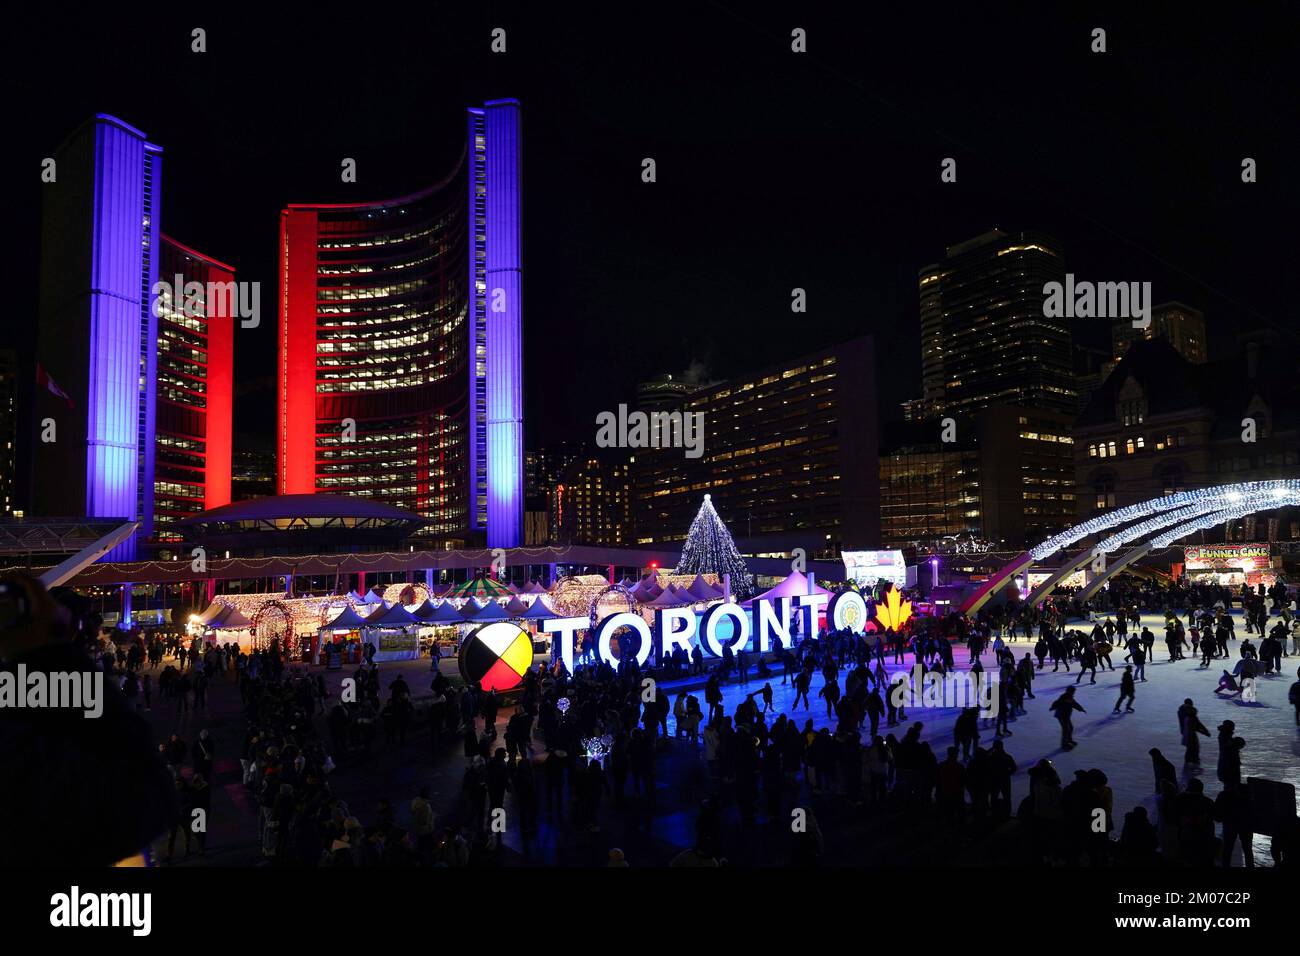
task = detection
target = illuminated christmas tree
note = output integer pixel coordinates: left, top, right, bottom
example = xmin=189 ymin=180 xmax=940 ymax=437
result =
xmin=674 ymin=494 xmax=754 ymax=598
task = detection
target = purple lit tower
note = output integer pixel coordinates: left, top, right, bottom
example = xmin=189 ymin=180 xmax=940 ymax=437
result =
xmin=468 ymin=99 xmax=524 ymax=550
xmin=35 ymin=115 xmax=162 ymax=560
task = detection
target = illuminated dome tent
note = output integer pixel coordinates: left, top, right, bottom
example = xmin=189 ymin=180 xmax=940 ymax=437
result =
xmin=176 ymin=493 xmax=428 ymax=556
xmin=446 ymin=574 xmax=513 ymax=602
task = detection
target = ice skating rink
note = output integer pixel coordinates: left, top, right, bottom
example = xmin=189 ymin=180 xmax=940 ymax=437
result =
xmin=691 ymin=611 xmax=1299 ymax=865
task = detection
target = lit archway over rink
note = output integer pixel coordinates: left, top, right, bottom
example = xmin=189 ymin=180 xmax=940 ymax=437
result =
xmin=959 ymin=480 xmax=1300 ymax=616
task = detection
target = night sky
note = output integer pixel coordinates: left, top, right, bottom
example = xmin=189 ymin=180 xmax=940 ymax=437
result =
xmin=8 ymin=5 xmax=1299 ymax=457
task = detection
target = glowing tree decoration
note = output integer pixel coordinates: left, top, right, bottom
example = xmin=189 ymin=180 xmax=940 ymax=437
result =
xmin=673 ymin=494 xmax=754 ymax=598
xmin=556 ymin=697 xmax=571 ymax=715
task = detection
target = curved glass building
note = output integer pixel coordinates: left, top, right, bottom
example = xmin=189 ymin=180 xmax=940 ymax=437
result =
xmin=278 ymin=99 xmax=522 ymax=548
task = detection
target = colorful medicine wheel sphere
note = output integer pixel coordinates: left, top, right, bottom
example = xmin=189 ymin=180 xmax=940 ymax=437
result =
xmin=459 ymin=621 xmax=533 ymax=692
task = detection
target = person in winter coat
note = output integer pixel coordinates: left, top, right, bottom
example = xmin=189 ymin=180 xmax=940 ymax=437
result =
xmin=1179 ymin=701 xmax=1210 ymax=764
xmin=1049 ymin=687 xmax=1084 ymax=749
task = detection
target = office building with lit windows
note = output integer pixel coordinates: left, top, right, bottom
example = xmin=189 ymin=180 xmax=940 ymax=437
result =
xmin=880 ymin=406 xmax=1076 ymax=550
xmin=890 ymin=229 xmax=1078 ymax=549
xmin=277 ymin=99 xmax=523 ymax=548
xmin=632 ymin=337 xmax=878 ymax=557
xmin=1075 ymin=337 xmax=1300 ymax=536
xmin=152 ymin=235 xmax=235 ymax=541
xmin=917 ymin=229 xmax=1076 ymax=418
xmin=552 ymin=451 xmax=634 ymax=547
xmin=1111 ymin=301 xmax=1207 ymax=367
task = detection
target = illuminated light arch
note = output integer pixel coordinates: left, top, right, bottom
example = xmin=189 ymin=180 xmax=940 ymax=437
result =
xmin=1023 ymin=547 xmax=1095 ymax=606
xmin=964 ymin=480 xmax=1300 ymax=616
xmin=1075 ymin=543 xmax=1153 ymax=603
xmin=1029 ymin=481 xmax=1300 ymax=561
xmin=382 ymin=581 xmax=430 ymax=607
xmin=589 ymin=583 xmax=638 ymax=630
xmin=1077 ymin=496 xmax=1294 ymax=602
xmin=251 ymin=600 xmax=296 ymax=655
xmin=549 ymin=574 xmax=612 ymax=620
xmin=958 ymin=552 xmax=1033 ymax=617
xmin=1027 ymin=501 xmax=1215 ymax=605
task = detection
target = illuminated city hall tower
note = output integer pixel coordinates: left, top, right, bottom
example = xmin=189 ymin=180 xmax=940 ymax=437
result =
xmin=278 ymin=99 xmax=523 ymax=548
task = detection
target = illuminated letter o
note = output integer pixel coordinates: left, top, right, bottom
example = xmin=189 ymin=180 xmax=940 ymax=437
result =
xmin=701 ymin=602 xmax=751 ymax=657
xmin=596 ymin=612 xmax=654 ymax=667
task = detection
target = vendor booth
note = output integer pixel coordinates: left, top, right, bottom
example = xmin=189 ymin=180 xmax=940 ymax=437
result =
xmin=317 ymin=604 xmax=371 ymax=666
xmin=1177 ymin=543 xmax=1276 ymax=588
xmin=204 ymin=604 xmax=255 ymax=650
xmin=360 ymin=601 xmax=420 ymax=661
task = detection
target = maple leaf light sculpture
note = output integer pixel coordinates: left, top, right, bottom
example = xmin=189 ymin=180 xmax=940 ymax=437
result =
xmin=875 ymin=585 xmax=913 ymax=632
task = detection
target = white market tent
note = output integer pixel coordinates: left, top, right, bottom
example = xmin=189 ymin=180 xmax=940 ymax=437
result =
xmin=685 ymin=574 xmax=723 ymax=603
xmin=195 ymin=600 xmax=228 ymax=625
xmin=462 ymin=600 xmax=510 ymax=623
xmin=364 ymin=601 xmax=418 ymax=627
xmin=208 ymin=605 xmax=253 ymax=630
xmin=521 ymin=599 xmax=557 ymax=621
xmin=429 ymin=601 xmax=470 ymax=624
xmin=321 ymin=605 xmax=371 ymax=630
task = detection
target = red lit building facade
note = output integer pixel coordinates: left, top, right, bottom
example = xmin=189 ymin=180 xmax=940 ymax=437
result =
xmin=277 ymin=100 xmax=524 ymax=548
xmin=152 ymin=235 xmax=234 ymax=542
xmin=278 ymin=176 xmax=472 ymax=542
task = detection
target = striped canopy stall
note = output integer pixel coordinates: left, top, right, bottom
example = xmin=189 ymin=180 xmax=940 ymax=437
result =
xmin=446 ymin=575 xmax=513 ymax=601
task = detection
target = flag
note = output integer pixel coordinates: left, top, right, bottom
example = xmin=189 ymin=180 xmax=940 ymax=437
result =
xmin=36 ymin=362 xmax=74 ymax=409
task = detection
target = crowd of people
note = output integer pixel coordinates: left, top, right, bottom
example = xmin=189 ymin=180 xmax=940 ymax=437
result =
xmin=7 ymin=567 xmax=1298 ymax=869
xmin=116 ymin=576 xmax=1296 ymax=868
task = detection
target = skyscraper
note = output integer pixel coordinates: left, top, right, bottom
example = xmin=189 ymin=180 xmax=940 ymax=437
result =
xmin=633 ymin=337 xmax=878 ymax=556
xmin=34 ymin=116 xmax=238 ymax=557
xmin=152 ymin=235 xmax=236 ymax=541
xmin=1111 ymin=301 xmax=1207 ymax=366
xmin=885 ymin=229 xmax=1077 ymax=550
xmin=552 ymin=451 xmax=634 ymax=547
xmin=34 ymin=115 xmax=163 ymax=557
xmin=277 ymin=99 xmax=523 ymax=548
xmin=918 ymin=229 xmax=1075 ymax=417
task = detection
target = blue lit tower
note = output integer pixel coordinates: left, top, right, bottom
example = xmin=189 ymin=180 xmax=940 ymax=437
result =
xmin=468 ymin=99 xmax=524 ymax=549
xmin=35 ymin=114 xmax=163 ymax=559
